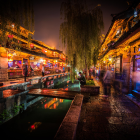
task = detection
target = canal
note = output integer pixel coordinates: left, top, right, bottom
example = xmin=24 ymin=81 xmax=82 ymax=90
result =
xmin=0 ymin=96 xmax=72 ymax=140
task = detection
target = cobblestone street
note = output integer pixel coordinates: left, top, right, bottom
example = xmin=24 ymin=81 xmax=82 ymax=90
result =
xmin=76 ymin=78 xmax=140 ymax=140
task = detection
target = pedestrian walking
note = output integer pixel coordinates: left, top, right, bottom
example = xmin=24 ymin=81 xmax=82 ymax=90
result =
xmin=41 ymin=64 xmax=45 ymax=76
xmin=23 ymin=62 xmax=28 ymax=82
xmin=103 ymin=67 xmax=112 ymax=96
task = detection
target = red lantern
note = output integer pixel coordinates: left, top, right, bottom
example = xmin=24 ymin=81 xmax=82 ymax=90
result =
xmin=42 ymin=49 xmax=45 ymax=53
xmin=30 ymin=44 xmax=34 ymax=48
xmin=8 ymin=34 xmax=13 ymax=39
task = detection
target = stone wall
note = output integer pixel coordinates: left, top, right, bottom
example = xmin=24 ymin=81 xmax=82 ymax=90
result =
xmin=0 ymin=69 xmax=8 ymax=82
xmin=0 ymin=56 xmax=8 ymax=81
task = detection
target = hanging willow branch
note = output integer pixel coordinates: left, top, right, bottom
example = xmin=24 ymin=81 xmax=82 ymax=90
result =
xmin=59 ymin=0 xmax=104 ymax=72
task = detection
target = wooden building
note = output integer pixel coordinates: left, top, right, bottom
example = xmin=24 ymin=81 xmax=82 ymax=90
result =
xmin=0 ymin=22 xmax=67 ymax=81
xmin=98 ymin=1 xmax=140 ymax=94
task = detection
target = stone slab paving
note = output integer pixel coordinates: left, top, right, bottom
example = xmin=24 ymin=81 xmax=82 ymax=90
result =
xmin=76 ymin=78 xmax=140 ymax=140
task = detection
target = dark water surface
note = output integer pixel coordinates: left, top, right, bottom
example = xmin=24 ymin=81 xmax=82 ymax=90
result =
xmin=0 ymin=97 xmax=72 ymax=140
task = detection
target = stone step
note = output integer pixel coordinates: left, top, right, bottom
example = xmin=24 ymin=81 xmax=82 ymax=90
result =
xmin=125 ymin=94 xmax=140 ymax=108
xmin=132 ymin=90 xmax=140 ymax=99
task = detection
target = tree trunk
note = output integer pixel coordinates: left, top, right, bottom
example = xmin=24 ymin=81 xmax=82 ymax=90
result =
xmin=85 ymin=56 xmax=89 ymax=79
xmin=70 ymin=61 xmax=74 ymax=83
xmin=73 ymin=53 xmax=76 ymax=81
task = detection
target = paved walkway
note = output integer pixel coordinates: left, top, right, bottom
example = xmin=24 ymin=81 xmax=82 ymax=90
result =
xmin=76 ymin=77 xmax=140 ymax=140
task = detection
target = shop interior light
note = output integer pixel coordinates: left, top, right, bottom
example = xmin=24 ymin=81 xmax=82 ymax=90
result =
xmin=40 ymin=59 xmax=43 ymax=62
xmin=8 ymin=59 xmax=13 ymax=61
xmin=11 ymin=24 xmax=14 ymax=28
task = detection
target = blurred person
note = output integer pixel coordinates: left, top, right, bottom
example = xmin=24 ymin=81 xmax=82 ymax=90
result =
xmin=23 ymin=62 xmax=28 ymax=82
xmin=41 ymin=64 xmax=45 ymax=76
xmin=30 ymin=65 xmax=34 ymax=76
xmin=103 ymin=67 xmax=112 ymax=96
xmin=100 ymin=67 xmax=106 ymax=83
xmin=93 ymin=68 xmax=95 ymax=77
xmin=95 ymin=68 xmax=99 ymax=78
xmin=78 ymin=72 xmax=86 ymax=85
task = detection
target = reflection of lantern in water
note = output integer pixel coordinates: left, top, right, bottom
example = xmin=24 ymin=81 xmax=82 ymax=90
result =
xmin=59 ymin=99 xmax=63 ymax=103
xmin=28 ymin=122 xmax=42 ymax=132
xmin=44 ymin=103 xmax=48 ymax=109
xmin=53 ymin=103 xmax=56 ymax=109
xmin=31 ymin=125 xmax=35 ymax=129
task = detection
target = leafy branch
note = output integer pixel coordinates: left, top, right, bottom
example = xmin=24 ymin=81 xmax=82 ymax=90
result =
xmin=0 ymin=103 xmax=24 ymax=124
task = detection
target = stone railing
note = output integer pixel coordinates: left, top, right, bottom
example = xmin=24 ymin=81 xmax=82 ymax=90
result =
xmin=0 ymin=82 xmax=29 ymax=98
xmin=28 ymin=72 xmax=70 ymax=89
xmin=0 ymin=73 xmax=70 ymax=98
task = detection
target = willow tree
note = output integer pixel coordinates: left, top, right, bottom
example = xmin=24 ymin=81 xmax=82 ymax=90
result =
xmin=60 ymin=0 xmax=104 ymax=79
xmin=0 ymin=0 xmax=34 ymax=49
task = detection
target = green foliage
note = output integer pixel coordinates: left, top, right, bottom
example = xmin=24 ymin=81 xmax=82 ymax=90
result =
xmin=0 ymin=103 xmax=24 ymax=123
xmin=0 ymin=0 xmax=34 ymax=49
xmin=0 ymin=109 xmax=12 ymax=121
xmin=12 ymin=103 xmax=24 ymax=115
xmin=60 ymin=0 xmax=104 ymax=71
xmin=86 ymin=80 xmax=95 ymax=85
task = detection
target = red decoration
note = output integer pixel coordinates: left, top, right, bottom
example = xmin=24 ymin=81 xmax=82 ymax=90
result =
xmin=42 ymin=49 xmax=46 ymax=53
xmin=8 ymin=34 xmax=13 ymax=39
xmin=51 ymin=80 xmax=53 ymax=84
xmin=46 ymin=81 xmax=50 ymax=86
xmin=30 ymin=44 xmax=34 ymax=48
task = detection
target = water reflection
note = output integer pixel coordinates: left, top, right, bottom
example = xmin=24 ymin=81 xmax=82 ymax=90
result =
xmin=28 ymin=122 xmax=42 ymax=132
xmin=0 ymin=97 xmax=72 ymax=139
xmin=44 ymin=98 xmax=64 ymax=109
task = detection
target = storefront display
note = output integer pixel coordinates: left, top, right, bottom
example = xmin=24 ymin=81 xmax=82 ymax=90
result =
xmin=8 ymin=60 xmax=22 ymax=78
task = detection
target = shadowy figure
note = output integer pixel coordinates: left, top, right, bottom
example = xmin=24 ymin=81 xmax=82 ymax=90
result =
xmin=78 ymin=72 xmax=86 ymax=85
xmin=40 ymin=64 xmax=45 ymax=76
xmin=103 ymin=67 xmax=112 ymax=96
xmin=23 ymin=62 xmax=28 ymax=82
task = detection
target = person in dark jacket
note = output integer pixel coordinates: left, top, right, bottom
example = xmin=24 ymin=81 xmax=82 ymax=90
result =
xmin=23 ymin=62 xmax=28 ymax=82
xmin=78 ymin=72 xmax=86 ymax=85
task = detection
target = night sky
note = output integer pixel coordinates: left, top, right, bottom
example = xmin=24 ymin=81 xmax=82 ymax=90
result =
xmin=33 ymin=0 xmax=130 ymax=51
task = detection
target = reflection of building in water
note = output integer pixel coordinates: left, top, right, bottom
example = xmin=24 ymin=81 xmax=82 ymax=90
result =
xmin=44 ymin=98 xmax=64 ymax=109
xmin=28 ymin=122 xmax=42 ymax=132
